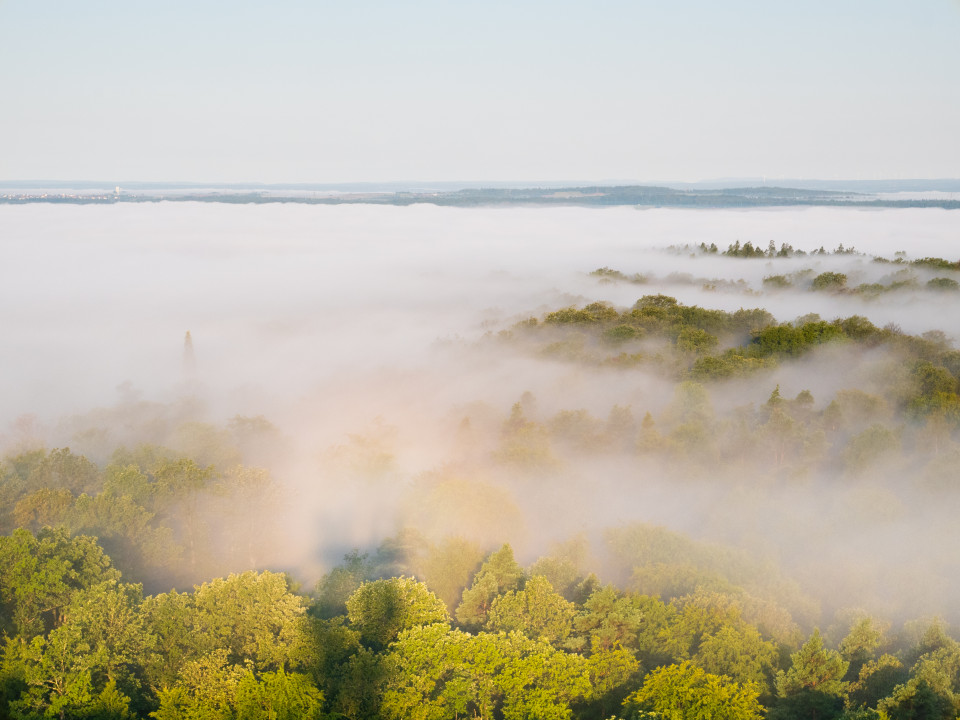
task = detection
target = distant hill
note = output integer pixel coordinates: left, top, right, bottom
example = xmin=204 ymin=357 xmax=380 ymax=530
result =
xmin=2 ymin=181 xmax=959 ymax=208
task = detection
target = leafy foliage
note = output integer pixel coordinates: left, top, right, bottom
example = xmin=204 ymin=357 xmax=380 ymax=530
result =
xmin=624 ymin=661 xmax=764 ymax=720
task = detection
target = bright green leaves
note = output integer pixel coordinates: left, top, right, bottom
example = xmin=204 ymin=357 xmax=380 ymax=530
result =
xmin=625 ymin=661 xmax=763 ymax=720
xmin=143 ymin=572 xmax=317 ymax=719
xmin=382 ymin=624 xmax=592 ymax=720
xmin=151 ymin=650 xmax=249 ymax=720
xmin=875 ymin=629 xmax=960 ymax=720
xmin=191 ymin=572 xmax=308 ymax=671
xmin=63 ymin=580 xmax=151 ymax=686
xmin=5 ymin=578 xmax=147 ymax=719
xmin=234 ymin=668 xmax=324 ymax=720
xmin=487 ymin=576 xmax=576 ymax=646
xmin=0 ymin=528 xmax=120 ymax=639
xmin=152 ymin=657 xmax=323 ymax=720
xmin=148 ymin=571 xmax=309 ymax=675
xmin=694 ymin=624 xmax=777 ymax=688
xmin=11 ymin=626 xmax=100 ymax=719
xmin=140 ymin=570 xmax=313 ymax=718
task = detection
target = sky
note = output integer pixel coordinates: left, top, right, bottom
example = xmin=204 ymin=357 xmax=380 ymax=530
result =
xmin=1 ymin=1 xmax=959 ymax=184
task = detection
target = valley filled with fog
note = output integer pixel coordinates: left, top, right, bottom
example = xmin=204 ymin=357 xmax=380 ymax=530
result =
xmin=4 ymin=203 xmax=958 ymax=418
xmin=7 ymin=202 xmax=960 ymax=720
xmin=4 ymin=203 xmax=960 ymax=622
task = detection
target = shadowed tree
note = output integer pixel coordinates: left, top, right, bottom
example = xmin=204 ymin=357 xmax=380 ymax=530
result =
xmin=772 ymin=629 xmax=849 ymax=720
xmin=347 ymin=577 xmax=448 ymax=650
xmin=456 ymin=544 xmax=525 ymax=631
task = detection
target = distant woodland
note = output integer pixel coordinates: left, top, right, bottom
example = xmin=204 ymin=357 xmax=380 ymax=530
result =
xmin=3 ymin=184 xmax=960 ymax=209
xmin=5 ymin=259 xmax=960 ymax=720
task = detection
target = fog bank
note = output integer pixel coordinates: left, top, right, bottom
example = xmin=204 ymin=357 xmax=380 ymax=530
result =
xmin=3 ymin=202 xmax=960 ymax=624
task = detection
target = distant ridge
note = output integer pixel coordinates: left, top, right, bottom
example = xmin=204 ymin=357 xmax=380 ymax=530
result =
xmin=2 ymin=181 xmax=959 ymax=209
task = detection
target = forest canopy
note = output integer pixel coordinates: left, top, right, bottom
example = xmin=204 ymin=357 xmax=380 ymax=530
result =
xmin=3 ymin=281 xmax=960 ymax=719
xmin=4 ymin=202 xmax=960 ymax=719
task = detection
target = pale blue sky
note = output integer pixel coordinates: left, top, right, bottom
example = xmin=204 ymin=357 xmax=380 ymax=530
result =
xmin=1 ymin=1 xmax=958 ymax=183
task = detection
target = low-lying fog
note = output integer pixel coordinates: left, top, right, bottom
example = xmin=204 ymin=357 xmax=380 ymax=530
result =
xmin=3 ymin=203 xmax=956 ymax=418
xmin=2 ymin=202 xmax=959 ymax=625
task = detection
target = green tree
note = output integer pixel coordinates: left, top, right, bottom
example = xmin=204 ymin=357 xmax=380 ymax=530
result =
xmin=487 ymin=576 xmax=576 ymax=646
xmin=878 ymin=644 xmax=960 ymax=719
xmin=573 ymin=586 xmax=673 ymax=662
xmin=9 ymin=622 xmax=112 ymax=720
xmin=61 ymin=580 xmax=151 ymax=690
xmin=233 ymin=667 xmax=324 ymax=720
xmin=695 ymin=623 xmax=778 ymax=689
xmin=9 ymin=580 xmax=149 ymax=720
xmin=839 ymin=617 xmax=886 ymax=680
xmin=313 ymin=550 xmax=374 ymax=620
xmin=329 ymin=646 xmax=386 ymax=720
xmin=624 ymin=661 xmax=763 ymax=720
xmin=0 ymin=528 xmax=119 ymax=639
xmin=773 ymin=629 xmax=849 ymax=720
xmin=877 ymin=677 xmax=955 ymax=720
xmin=676 ymin=328 xmax=719 ymax=356
xmin=456 ymin=545 xmax=525 ymax=630
xmin=847 ymin=654 xmax=906 ymax=710
xmin=26 ymin=449 xmax=100 ymax=497
xmin=379 ymin=624 xmax=473 ymax=720
xmin=528 ymin=535 xmax=590 ymax=601
xmin=763 ymin=275 xmax=793 ymax=289
xmin=151 ymin=649 xmax=248 ymax=720
xmin=12 ymin=489 xmax=73 ymax=533
xmin=141 ymin=590 xmax=196 ymax=691
xmin=811 ymin=272 xmax=848 ymax=291
xmin=382 ymin=624 xmax=592 ymax=720
xmin=66 ymin=493 xmax=178 ymax=577
xmin=347 ymin=577 xmax=448 ymax=650
xmin=604 ymin=324 xmax=644 ymax=344
xmin=579 ymin=647 xmax=641 ymax=718
xmin=190 ymin=571 xmax=309 ymax=671
xmin=142 ymin=570 xmax=309 ymax=693
xmin=927 ymin=277 xmax=960 ymax=291
xmin=101 ymin=464 xmax=154 ymax=508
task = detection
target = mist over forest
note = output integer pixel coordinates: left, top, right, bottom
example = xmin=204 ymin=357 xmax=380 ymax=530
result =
xmin=3 ymin=203 xmax=960 ymax=719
